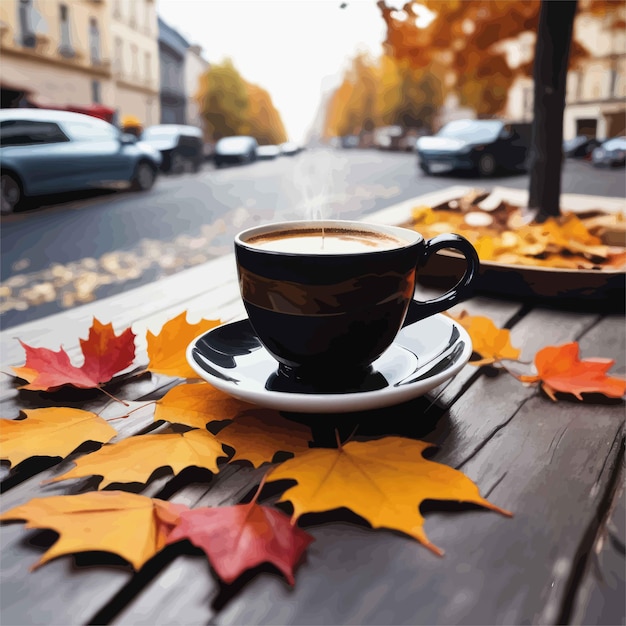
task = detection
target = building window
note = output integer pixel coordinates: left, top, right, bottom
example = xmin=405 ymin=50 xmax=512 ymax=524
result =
xmin=129 ymin=0 xmax=137 ymax=27
xmin=113 ymin=0 xmax=121 ymax=19
xmin=144 ymin=51 xmax=151 ymax=83
xmin=609 ymin=67 xmax=618 ymax=98
xmin=58 ymin=4 xmax=74 ymax=57
xmin=18 ymin=0 xmax=36 ymax=48
xmin=92 ymin=80 xmax=101 ymax=104
xmin=131 ymin=44 xmax=139 ymax=78
xmin=89 ymin=18 xmax=101 ymax=64
xmin=114 ymin=37 xmax=123 ymax=74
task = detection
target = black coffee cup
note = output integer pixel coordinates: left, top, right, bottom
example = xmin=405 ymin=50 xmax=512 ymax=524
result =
xmin=234 ymin=220 xmax=478 ymax=383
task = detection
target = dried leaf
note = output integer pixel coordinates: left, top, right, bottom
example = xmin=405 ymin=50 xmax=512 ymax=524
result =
xmin=452 ymin=311 xmax=521 ymax=366
xmin=146 ymin=311 xmax=221 ymax=378
xmin=12 ymin=318 xmax=136 ymax=391
xmin=0 ymin=408 xmax=117 ymax=467
xmin=520 ymin=342 xmax=626 ymax=401
xmin=166 ymin=502 xmax=314 ymax=584
xmin=269 ymin=437 xmax=511 ymax=555
xmin=49 ymin=429 xmax=227 ymax=488
xmin=0 ymin=491 xmax=183 ymax=570
xmin=154 ymin=382 xmax=254 ymax=428
xmin=218 ymin=411 xmax=312 ymax=467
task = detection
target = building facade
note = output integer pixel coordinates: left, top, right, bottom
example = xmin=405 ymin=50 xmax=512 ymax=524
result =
xmin=0 ymin=0 xmax=160 ymax=127
xmin=111 ymin=0 xmax=160 ymax=127
xmin=504 ymin=10 xmax=626 ymax=140
xmin=158 ymin=16 xmax=188 ymax=124
xmin=185 ymin=44 xmax=209 ymax=132
xmin=0 ymin=0 xmax=113 ymax=110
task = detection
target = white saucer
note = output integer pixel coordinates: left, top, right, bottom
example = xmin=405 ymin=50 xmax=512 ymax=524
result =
xmin=186 ymin=309 xmax=472 ymax=414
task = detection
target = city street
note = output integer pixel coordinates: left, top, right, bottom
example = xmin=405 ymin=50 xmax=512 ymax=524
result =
xmin=2 ymin=148 xmax=625 ymax=329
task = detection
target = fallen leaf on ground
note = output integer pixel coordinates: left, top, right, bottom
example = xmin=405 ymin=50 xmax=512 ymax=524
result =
xmin=49 ymin=429 xmax=227 ymax=488
xmin=154 ymin=382 xmax=255 ymax=428
xmin=269 ymin=436 xmax=510 ymax=555
xmin=166 ymin=502 xmax=314 ymax=584
xmin=218 ymin=410 xmax=312 ymax=467
xmin=520 ymin=342 xmax=626 ymax=401
xmin=146 ymin=311 xmax=221 ymax=379
xmin=452 ymin=311 xmax=521 ymax=366
xmin=12 ymin=318 xmax=136 ymax=392
xmin=0 ymin=408 xmax=117 ymax=467
xmin=0 ymin=491 xmax=184 ymax=570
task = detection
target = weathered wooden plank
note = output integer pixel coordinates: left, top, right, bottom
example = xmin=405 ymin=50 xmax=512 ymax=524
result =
xmin=211 ymin=315 xmax=624 ymax=626
xmin=568 ymin=476 xmax=625 ymax=626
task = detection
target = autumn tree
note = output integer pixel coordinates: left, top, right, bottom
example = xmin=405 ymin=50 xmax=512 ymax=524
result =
xmin=323 ymin=52 xmax=443 ymax=138
xmin=197 ymin=59 xmax=288 ymax=144
xmin=376 ymin=0 xmax=624 ymax=217
xmin=196 ymin=59 xmax=249 ymax=140
xmin=244 ymin=83 xmax=288 ymax=145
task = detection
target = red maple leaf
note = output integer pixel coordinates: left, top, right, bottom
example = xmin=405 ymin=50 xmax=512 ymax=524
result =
xmin=521 ymin=342 xmax=626 ymax=401
xmin=166 ymin=502 xmax=314 ymax=584
xmin=12 ymin=319 xmax=136 ymax=392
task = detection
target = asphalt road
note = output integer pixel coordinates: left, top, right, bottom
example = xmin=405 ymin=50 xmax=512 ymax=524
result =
xmin=1 ymin=148 xmax=625 ymax=329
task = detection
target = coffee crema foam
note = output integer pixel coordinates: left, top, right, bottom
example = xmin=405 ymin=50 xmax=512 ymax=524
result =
xmin=246 ymin=228 xmax=408 ymax=254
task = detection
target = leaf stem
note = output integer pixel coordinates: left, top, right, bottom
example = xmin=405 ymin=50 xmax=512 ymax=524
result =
xmin=97 ymin=386 xmax=129 ymax=406
xmin=251 ymin=470 xmax=270 ymax=505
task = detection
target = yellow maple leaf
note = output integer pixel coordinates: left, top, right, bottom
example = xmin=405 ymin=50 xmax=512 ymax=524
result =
xmin=48 ymin=429 xmax=227 ymax=488
xmin=218 ymin=410 xmax=312 ymax=467
xmin=0 ymin=408 xmax=117 ymax=467
xmin=154 ymin=382 xmax=255 ymax=428
xmin=452 ymin=311 xmax=521 ymax=366
xmin=269 ymin=436 xmax=511 ymax=555
xmin=0 ymin=491 xmax=184 ymax=570
xmin=146 ymin=311 xmax=221 ymax=378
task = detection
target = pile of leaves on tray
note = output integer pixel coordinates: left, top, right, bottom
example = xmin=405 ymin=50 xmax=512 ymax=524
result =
xmin=1 ymin=312 xmax=624 ymax=588
xmin=404 ymin=189 xmax=626 ymax=270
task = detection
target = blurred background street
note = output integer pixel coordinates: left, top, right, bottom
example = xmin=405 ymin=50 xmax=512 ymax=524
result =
xmin=1 ymin=0 xmax=625 ymax=329
xmin=3 ymin=148 xmax=624 ymax=329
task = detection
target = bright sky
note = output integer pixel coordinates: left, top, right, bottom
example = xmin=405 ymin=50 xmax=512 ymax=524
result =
xmin=156 ymin=0 xmax=388 ymax=143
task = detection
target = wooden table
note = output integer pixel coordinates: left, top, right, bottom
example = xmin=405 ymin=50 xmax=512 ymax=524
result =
xmin=1 ymin=240 xmax=624 ymax=626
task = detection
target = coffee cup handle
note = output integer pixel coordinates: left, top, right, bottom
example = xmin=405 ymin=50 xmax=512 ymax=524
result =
xmin=404 ymin=233 xmax=480 ymax=325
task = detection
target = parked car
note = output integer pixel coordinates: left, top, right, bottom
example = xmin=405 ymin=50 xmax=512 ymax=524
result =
xmin=141 ymin=124 xmax=204 ymax=173
xmin=256 ymin=145 xmax=281 ymax=159
xmin=591 ymin=137 xmax=626 ymax=168
xmin=563 ymin=135 xmax=602 ymax=159
xmin=280 ymin=141 xmax=301 ymax=156
xmin=0 ymin=108 xmax=161 ymax=214
xmin=415 ymin=119 xmax=531 ymax=176
xmin=213 ymin=136 xmax=258 ymax=167
xmin=341 ymin=135 xmax=360 ymax=149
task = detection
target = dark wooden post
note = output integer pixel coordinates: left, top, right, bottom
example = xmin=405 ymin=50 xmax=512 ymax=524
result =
xmin=528 ymin=0 xmax=578 ymax=220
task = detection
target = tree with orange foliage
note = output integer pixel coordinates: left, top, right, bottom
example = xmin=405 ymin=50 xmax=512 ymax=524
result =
xmin=244 ymin=83 xmax=288 ymax=146
xmin=376 ymin=0 xmax=623 ymax=218
xmin=197 ymin=59 xmax=287 ymax=145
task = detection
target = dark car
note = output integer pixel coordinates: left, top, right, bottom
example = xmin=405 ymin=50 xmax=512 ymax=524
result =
xmin=591 ymin=137 xmax=626 ymax=167
xmin=213 ymin=136 xmax=258 ymax=167
xmin=141 ymin=124 xmax=204 ymax=174
xmin=563 ymin=135 xmax=602 ymax=159
xmin=0 ymin=108 xmax=162 ymax=214
xmin=416 ymin=119 xmax=531 ymax=176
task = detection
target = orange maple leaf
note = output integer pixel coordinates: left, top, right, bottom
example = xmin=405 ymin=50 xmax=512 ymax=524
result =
xmin=218 ymin=410 xmax=312 ymax=467
xmin=12 ymin=319 xmax=136 ymax=392
xmin=520 ymin=342 xmax=626 ymax=401
xmin=153 ymin=382 xmax=255 ymax=428
xmin=0 ymin=491 xmax=185 ymax=570
xmin=48 ymin=429 xmax=227 ymax=488
xmin=0 ymin=408 xmax=117 ymax=467
xmin=451 ymin=311 xmax=521 ymax=366
xmin=269 ymin=436 xmax=511 ymax=556
xmin=146 ymin=311 xmax=221 ymax=379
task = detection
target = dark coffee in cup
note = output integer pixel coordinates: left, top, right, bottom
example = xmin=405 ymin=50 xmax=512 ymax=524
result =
xmin=235 ymin=220 xmax=478 ymax=384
